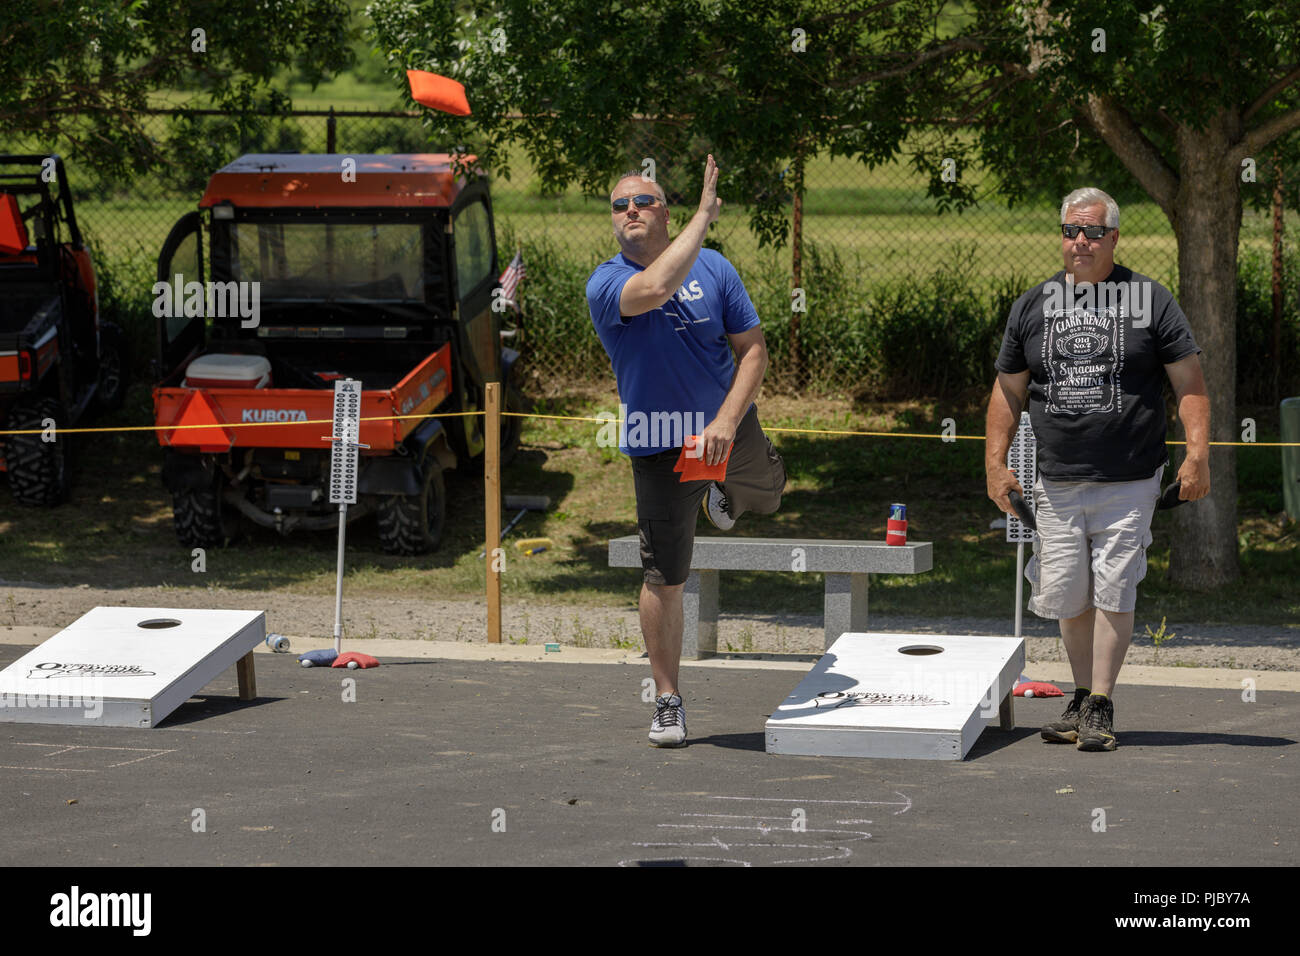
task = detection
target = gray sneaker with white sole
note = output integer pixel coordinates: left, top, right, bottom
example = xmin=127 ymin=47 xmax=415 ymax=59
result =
xmin=702 ymin=482 xmax=736 ymax=531
xmin=649 ymin=693 xmax=687 ymax=747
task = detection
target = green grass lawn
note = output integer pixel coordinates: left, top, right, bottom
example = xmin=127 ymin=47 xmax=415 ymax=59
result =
xmin=2 ymin=386 xmax=1296 ymax=639
xmin=74 ymin=189 xmax=1276 ymax=295
xmin=492 ymin=206 xmax=1200 ymax=286
xmin=59 ymin=137 xmax=1278 ymax=291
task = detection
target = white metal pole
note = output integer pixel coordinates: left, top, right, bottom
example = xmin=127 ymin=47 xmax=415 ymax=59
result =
xmin=1008 ymin=411 xmax=1035 ymax=643
xmin=326 ymin=378 xmax=364 ymax=657
xmin=1014 ymin=541 xmax=1025 ymax=642
xmin=334 ymin=503 xmax=347 ymax=653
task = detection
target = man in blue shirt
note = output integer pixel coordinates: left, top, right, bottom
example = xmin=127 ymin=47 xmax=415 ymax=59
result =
xmin=587 ymin=155 xmax=787 ymax=746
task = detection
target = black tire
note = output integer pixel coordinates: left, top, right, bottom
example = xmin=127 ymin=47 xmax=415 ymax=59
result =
xmin=4 ymin=398 xmax=69 ymax=506
xmin=376 ymin=462 xmax=445 ymax=555
xmin=95 ymin=321 xmax=130 ymax=412
xmin=172 ymin=479 xmax=237 ymax=548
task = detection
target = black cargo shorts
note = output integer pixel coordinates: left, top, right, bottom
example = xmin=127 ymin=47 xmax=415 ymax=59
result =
xmin=629 ymin=405 xmax=786 ymax=586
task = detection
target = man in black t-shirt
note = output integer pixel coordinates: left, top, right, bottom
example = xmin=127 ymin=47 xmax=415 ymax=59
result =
xmin=985 ymin=187 xmax=1211 ymax=752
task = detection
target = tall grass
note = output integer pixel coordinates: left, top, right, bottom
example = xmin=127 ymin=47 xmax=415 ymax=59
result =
xmin=1236 ymin=244 xmax=1300 ymax=404
xmin=508 ymin=232 xmax=1041 ymax=399
xmin=85 ymin=215 xmax=1299 ymax=405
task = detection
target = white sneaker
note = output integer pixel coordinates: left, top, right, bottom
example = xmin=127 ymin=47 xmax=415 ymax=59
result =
xmin=702 ymin=483 xmax=736 ymax=531
xmin=649 ymin=693 xmax=687 ymax=747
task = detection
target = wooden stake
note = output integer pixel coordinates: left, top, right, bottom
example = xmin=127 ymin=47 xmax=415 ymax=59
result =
xmin=485 ymin=382 xmax=502 ymax=644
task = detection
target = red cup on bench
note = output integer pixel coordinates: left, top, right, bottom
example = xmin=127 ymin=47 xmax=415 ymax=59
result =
xmin=887 ymin=503 xmax=908 ymax=546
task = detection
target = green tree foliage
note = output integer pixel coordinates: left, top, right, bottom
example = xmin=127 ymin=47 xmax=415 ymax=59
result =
xmin=369 ymin=1 xmax=1299 ymax=233
xmin=0 ymin=0 xmax=353 ymax=175
xmin=369 ymin=0 xmax=939 ymax=246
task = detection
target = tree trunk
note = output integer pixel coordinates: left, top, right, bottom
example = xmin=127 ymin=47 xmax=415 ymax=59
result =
xmin=1271 ymin=152 xmax=1284 ymax=404
xmin=1167 ymin=115 xmax=1242 ymax=588
xmin=789 ymin=144 xmax=805 ymax=382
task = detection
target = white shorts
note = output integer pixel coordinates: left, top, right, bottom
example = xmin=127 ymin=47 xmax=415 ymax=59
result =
xmin=1025 ymin=468 xmax=1163 ymax=618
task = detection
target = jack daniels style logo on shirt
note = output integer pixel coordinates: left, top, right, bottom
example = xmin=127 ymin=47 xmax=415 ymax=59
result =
xmin=1034 ymin=276 xmax=1155 ymax=418
xmin=1040 ymin=305 xmax=1125 ymax=417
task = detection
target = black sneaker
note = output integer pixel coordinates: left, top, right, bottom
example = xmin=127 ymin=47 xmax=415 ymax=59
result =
xmin=1040 ymin=687 xmax=1089 ymax=743
xmin=1077 ymin=694 xmax=1118 ymax=752
xmin=649 ymin=693 xmax=687 ymax=747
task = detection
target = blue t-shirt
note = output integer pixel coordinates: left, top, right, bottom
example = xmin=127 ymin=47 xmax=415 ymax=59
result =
xmin=586 ymin=248 xmax=761 ymax=455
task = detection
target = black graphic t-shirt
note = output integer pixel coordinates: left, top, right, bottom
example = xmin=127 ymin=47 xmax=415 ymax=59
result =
xmin=995 ymin=265 xmax=1200 ymax=481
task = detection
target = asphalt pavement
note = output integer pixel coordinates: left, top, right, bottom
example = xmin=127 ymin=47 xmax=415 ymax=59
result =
xmin=0 ymin=645 xmax=1294 ymax=867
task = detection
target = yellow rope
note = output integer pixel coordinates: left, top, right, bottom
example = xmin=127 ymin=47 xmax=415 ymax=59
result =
xmin=1 ymin=408 xmax=1296 ymax=446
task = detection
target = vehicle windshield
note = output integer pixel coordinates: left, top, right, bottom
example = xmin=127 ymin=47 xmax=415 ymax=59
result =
xmin=230 ymin=222 xmax=424 ymax=302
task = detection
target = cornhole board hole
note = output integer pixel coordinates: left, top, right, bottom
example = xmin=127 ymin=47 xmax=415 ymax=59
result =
xmin=765 ymin=632 xmax=1024 ymax=760
xmin=0 ymin=607 xmax=265 ymax=729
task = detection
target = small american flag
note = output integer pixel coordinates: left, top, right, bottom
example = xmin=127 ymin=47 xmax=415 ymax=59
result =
xmin=498 ymin=249 xmax=526 ymax=310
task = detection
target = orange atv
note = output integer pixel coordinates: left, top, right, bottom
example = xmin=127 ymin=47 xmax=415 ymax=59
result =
xmin=0 ymin=154 xmax=129 ymax=505
xmin=152 ymin=153 xmax=524 ymax=554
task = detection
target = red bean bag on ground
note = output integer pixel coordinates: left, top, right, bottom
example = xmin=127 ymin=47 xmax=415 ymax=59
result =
xmin=332 ymin=651 xmax=379 ymax=669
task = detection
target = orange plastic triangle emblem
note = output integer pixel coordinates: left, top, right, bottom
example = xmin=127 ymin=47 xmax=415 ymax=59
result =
xmin=0 ymin=193 xmax=30 ymax=254
xmin=169 ymin=391 xmax=232 ymax=452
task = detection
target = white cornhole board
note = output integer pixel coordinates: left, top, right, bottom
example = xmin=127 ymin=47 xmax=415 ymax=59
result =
xmin=0 ymin=607 xmax=265 ymax=729
xmin=766 ymin=632 xmax=1024 ymax=760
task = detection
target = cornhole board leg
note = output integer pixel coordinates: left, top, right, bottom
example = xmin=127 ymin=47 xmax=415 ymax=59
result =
xmin=0 ymin=607 xmax=266 ymax=729
xmin=765 ymin=632 xmax=1025 ymax=760
xmin=998 ymin=687 xmax=1015 ymax=730
xmin=236 ymin=652 xmax=257 ymax=701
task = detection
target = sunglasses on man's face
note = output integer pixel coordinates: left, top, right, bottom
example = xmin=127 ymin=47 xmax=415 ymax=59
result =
xmin=612 ymin=194 xmax=660 ymax=214
xmin=1061 ymin=223 xmax=1114 ymax=240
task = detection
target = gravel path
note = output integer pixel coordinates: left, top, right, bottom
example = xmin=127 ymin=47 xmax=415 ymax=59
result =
xmin=2 ymin=581 xmax=1297 ymax=671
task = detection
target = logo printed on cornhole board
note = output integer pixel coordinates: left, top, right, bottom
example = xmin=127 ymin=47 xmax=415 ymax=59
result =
xmin=766 ymin=631 xmax=1024 ymax=760
xmin=0 ymin=607 xmax=265 ymax=728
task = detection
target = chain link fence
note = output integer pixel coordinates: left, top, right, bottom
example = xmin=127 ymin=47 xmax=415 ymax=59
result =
xmin=43 ymin=108 xmax=1296 ymax=400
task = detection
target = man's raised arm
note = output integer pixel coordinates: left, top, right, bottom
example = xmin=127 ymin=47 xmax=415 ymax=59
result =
xmin=620 ymin=155 xmax=722 ymax=316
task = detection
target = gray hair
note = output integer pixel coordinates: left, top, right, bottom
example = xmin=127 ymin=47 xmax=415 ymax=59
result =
xmin=611 ymin=170 xmax=667 ymax=204
xmin=1060 ymin=187 xmax=1119 ymax=228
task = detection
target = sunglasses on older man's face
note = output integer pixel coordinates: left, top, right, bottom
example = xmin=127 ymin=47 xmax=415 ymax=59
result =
xmin=612 ymin=194 xmax=660 ymax=214
xmin=1061 ymin=223 xmax=1114 ymax=240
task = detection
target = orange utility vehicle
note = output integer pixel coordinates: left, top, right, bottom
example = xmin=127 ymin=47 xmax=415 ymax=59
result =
xmin=152 ymin=153 xmax=523 ymax=554
xmin=1 ymin=154 xmax=129 ymax=505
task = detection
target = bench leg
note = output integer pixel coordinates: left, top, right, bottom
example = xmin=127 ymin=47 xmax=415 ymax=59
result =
xmin=823 ymin=572 xmax=868 ymax=650
xmin=998 ymin=688 xmax=1015 ymax=730
xmin=682 ymin=569 xmax=718 ymax=660
xmin=236 ymin=651 xmax=257 ymax=701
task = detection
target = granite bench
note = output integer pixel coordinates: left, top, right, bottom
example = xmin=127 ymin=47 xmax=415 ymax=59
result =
xmin=607 ymin=536 xmax=932 ymax=659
